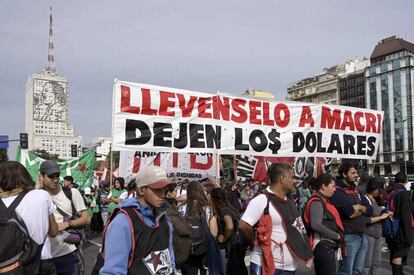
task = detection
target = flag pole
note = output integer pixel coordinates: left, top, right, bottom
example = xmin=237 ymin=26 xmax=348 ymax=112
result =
xmin=109 ymin=145 xmax=113 ymax=192
xmin=215 ymin=90 xmax=220 ymax=187
xmin=216 ymin=152 xmax=220 ymax=187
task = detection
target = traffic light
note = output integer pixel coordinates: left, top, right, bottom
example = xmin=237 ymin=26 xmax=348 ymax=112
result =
xmin=20 ymin=133 xmax=28 ymax=149
xmin=71 ymin=144 xmax=78 ymax=157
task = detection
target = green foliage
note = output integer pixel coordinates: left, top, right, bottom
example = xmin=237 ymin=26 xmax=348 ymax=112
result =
xmin=94 ymin=160 xmax=104 ymax=171
xmin=221 ymin=155 xmax=233 ymax=170
xmin=106 ymin=150 xmax=120 ymax=169
xmin=30 ymin=149 xmax=61 ymax=161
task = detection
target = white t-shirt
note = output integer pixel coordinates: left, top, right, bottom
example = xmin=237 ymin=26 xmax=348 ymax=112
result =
xmin=1 ymin=189 xmax=55 ymax=260
xmin=50 ymin=188 xmax=87 ymax=258
xmin=241 ymin=187 xmax=297 ymax=271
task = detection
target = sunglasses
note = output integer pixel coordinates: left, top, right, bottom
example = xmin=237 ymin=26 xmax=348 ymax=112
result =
xmin=47 ymin=173 xmax=60 ymax=179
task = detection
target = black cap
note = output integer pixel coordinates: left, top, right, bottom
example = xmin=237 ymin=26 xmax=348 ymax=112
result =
xmin=39 ymin=160 xmax=60 ymax=175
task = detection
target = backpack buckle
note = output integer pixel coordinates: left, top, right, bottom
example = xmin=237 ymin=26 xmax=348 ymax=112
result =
xmin=0 ymin=261 xmax=19 ymax=273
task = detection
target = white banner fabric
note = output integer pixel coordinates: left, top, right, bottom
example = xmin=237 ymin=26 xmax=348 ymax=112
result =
xmin=112 ymin=80 xmax=383 ymax=160
xmin=118 ymin=151 xmax=217 ymax=183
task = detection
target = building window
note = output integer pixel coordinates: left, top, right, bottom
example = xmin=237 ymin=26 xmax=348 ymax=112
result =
xmin=369 ymin=66 xmax=376 ymax=76
xmin=381 ymin=63 xmax=388 ymax=73
xmin=369 ymin=79 xmax=377 ymax=109
xmin=393 ymin=59 xmax=400 ymax=70
xmin=381 ymin=74 xmax=391 ymax=156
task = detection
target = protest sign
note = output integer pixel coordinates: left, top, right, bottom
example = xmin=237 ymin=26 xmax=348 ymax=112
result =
xmin=118 ymin=151 xmax=217 ymax=182
xmin=16 ymin=147 xmax=95 ymax=188
xmin=112 ymin=80 xmax=383 ymax=160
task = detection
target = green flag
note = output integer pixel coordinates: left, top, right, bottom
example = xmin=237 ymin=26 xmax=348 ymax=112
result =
xmin=16 ymin=147 xmax=95 ymax=189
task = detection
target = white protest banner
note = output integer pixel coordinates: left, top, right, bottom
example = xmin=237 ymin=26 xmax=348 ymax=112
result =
xmin=112 ymin=80 xmax=383 ymax=160
xmin=118 ymin=151 xmax=217 ymax=183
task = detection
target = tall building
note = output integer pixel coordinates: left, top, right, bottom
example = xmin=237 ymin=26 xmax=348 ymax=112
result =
xmin=366 ymin=36 xmax=414 ymax=175
xmin=287 ymin=59 xmax=363 ymax=105
xmin=339 ymin=59 xmax=370 ymax=108
xmin=25 ymin=7 xmax=81 ymax=159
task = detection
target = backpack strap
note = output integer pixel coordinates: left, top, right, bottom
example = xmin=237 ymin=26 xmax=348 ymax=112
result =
xmin=62 ymin=188 xmax=77 ymax=219
xmin=101 ymin=207 xmax=142 ymax=270
xmin=263 ymin=191 xmax=270 ymax=215
xmin=0 ymin=190 xmax=30 ymax=215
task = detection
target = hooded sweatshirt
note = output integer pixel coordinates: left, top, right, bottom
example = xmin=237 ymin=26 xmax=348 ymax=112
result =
xmin=100 ymin=198 xmax=176 ymax=275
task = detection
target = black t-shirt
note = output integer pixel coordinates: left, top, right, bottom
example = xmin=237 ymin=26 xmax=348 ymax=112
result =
xmin=217 ymin=207 xmax=239 ymax=237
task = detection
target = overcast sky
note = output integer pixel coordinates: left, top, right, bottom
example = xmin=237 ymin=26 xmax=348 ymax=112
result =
xmin=1 ymin=0 xmax=413 ymax=158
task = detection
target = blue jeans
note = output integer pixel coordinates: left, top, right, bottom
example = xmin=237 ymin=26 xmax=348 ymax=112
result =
xmin=338 ymin=234 xmax=368 ymax=275
xmin=250 ymin=262 xmax=295 ymax=275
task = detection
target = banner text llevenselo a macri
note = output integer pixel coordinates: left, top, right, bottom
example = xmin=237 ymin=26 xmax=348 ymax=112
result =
xmin=112 ymin=81 xmax=383 ymax=160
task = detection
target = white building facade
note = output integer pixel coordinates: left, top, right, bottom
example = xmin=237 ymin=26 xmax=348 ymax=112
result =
xmin=25 ymin=7 xmax=81 ymax=159
xmin=287 ymin=59 xmax=365 ymax=105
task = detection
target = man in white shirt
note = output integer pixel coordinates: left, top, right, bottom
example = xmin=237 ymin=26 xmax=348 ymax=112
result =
xmin=38 ymin=161 xmax=90 ymax=275
xmin=239 ymin=163 xmax=312 ymax=275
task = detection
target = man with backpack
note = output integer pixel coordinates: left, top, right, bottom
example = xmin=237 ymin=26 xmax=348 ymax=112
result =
xmin=330 ymin=161 xmax=373 ymax=275
xmin=99 ymin=165 xmax=175 ymax=275
xmin=385 ymin=172 xmax=414 ymax=275
xmin=38 ymin=160 xmax=90 ymax=275
xmin=239 ymin=163 xmax=313 ymax=275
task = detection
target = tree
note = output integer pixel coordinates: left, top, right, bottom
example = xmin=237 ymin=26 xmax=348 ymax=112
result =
xmin=94 ymin=160 xmax=105 ymax=171
xmin=30 ymin=149 xmax=60 ymax=161
xmin=0 ymin=148 xmax=8 ymax=163
xmin=221 ymin=155 xmax=233 ymax=170
xmin=220 ymin=155 xmax=235 ymax=181
xmin=106 ymin=150 xmax=120 ymax=170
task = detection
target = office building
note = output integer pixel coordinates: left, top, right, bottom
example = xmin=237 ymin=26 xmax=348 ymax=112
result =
xmin=366 ymin=36 xmax=414 ymax=175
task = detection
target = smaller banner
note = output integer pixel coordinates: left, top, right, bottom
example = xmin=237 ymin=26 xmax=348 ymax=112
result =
xmin=119 ymin=151 xmax=217 ymax=183
xmin=16 ymin=147 xmax=95 ymax=189
xmin=234 ymin=155 xmax=333 ymax=184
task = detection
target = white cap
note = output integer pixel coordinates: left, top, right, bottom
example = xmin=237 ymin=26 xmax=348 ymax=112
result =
xmin=135 ymin=166 xmax=171 ymax=189
xmin=84 ymin=187 xmax=91 ymax=195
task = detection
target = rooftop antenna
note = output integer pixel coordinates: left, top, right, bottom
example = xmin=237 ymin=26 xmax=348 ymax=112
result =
xmin=45 ymin=6 xmax=56 ymax=74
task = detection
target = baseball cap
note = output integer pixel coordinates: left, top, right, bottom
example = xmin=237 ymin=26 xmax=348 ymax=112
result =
xmin=84 ymin=187 xmax=91 ymax=195
xmin=39 ymin=160 xmax=60 ymax=175
xmin=135 ymin=166 xmax=171 ymax=189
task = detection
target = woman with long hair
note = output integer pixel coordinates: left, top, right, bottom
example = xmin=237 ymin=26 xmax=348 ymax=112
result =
xmin=178 ymin=181 xmax=218 ymax=275
xmin=210 ymin=187 xmax=244 ymax=274
xmin=0 ymin=161 xmax=58 ymax=274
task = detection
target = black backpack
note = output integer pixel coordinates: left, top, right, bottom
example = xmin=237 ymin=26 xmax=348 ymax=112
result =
xmin=0 ymin=191 xmax=43 ymax=274
xmin=166 ymin=205 xmax=192 ymax=266
xmin=185 ymin=207 xmax=210 ymax=256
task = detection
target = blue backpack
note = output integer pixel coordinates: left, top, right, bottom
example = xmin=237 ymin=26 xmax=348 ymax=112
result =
xmin=382 ymin=188 xmax=405 ymax=239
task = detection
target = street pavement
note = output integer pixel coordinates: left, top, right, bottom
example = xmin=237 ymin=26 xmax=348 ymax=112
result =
xmin=82 ymin=235 xmax=413 ymax=275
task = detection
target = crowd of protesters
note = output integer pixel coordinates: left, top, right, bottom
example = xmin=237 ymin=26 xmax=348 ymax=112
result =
xmin=0 ymin=159 xmax=413 ymax=275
